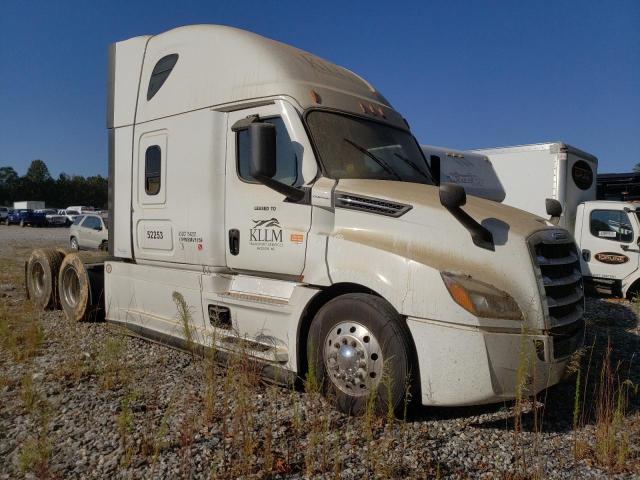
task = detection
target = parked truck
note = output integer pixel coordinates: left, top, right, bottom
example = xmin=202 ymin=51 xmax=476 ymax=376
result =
xmin=471 ymin=143 xmax=598 ymax=233
xmin=473 ymin=144 xmax=640 ymax=298
xmin=421 ymin=145 xmax=505 ymax=202
xmin=427 ymin=142 xmax=640 ymax=298
xmin=14 ymin=200 xmax=45 ymax=210
xmin=7 ymin=209 xmax=46 ymax=227
xmin=24 ymin=25 xmax=584 ymax=415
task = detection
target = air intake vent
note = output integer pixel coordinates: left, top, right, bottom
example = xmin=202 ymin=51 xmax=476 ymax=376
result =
xmin=334 ymin=192 xmax=412 ymax=218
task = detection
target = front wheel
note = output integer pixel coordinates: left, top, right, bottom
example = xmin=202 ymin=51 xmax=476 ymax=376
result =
xmin=307 ymin=293 xmax=416 ymax=416
xmin=70 ymin=237 xmax=79 ymax=250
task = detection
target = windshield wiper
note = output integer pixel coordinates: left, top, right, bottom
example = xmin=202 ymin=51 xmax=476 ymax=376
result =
xmin=343 ymin=138 xmax=401 ymax=180
xmin=393 ymin=152 xmax=432 ymax=182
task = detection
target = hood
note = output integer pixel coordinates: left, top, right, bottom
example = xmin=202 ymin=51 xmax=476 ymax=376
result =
xmin=337 ymin=179 xmax=550 ymax=240
xmin=331 ymin=179 xmax=569 ymax=327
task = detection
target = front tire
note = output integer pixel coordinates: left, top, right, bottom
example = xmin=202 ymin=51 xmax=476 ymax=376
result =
xmin=70 ymin=237 xmax=79 ymax=251
xmin=307 ymin=293 xmax=416 ymax=416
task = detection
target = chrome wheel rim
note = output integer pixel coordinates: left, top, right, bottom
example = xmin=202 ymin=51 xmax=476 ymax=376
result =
xmin=323 ymin=321 xmax=383 ymax=396
xmin=61 ymin=266 xmax=79 ymax=308
xmin=32 ymin=262 xmax=45 ymax=296
xmin=71 ymin=239 xmax=78 ymax=250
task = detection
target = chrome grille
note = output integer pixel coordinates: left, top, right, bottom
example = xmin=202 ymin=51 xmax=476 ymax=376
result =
xmin=529 ymin=231 xmax=585 ymax=330
xmin=334 ymin=192 xmax=412 ymax=218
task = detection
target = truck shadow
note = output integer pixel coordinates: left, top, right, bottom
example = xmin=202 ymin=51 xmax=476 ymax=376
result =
xmin=409 ymin=297 xmax=640 ymax=434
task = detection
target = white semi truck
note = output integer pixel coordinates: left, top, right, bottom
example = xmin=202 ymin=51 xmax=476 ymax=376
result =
xmin=25 ymin=25 xmax=584 ymax=415
xmin=474 ymin=144 xmax=640 ymax=298
xmin=427 ymin=142 xmax=640 ymax=298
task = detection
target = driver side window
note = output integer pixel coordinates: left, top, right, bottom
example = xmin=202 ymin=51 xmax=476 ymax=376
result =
xmin=236 ymin=117 xmax=298 ymax=186
xmin=590 ymin=210 xmax=633 ymax=242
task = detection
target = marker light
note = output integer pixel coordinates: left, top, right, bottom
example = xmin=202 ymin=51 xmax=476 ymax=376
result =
xmin=441 ymin=272 xmax=523 ymax=320
xmin=310 ymin=90 xmax=322 ymax=104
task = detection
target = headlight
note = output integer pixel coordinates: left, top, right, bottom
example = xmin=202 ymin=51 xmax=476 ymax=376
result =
xmin=441 ymin=272 xmax=523 ymax=320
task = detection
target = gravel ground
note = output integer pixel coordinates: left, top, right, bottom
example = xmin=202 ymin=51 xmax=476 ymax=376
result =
xmin=0 ymin=227 xmax=639 ymax=479
xmin=0 ymin=224 xmax=69 ymax=256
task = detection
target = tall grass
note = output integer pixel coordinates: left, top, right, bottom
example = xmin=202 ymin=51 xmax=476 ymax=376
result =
xmin=4 ymin=245 xmax=640 ymax=478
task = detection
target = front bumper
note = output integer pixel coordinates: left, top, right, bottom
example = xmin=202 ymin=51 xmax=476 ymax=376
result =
xmin=407 ymin=317 xmax=584 ymax=407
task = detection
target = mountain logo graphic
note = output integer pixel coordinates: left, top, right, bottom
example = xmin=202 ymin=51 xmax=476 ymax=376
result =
xmin=252 ymin=218 xmax=281 ymax=229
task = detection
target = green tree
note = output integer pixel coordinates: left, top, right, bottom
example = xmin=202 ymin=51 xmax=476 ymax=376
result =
xmin=633 ymin=162 xmax=640 ymax=173
xmin=0 ymin=166 xmax=19 ymax=206
xmin=25 ymin=160 xmax=52 ymax=183
xmin=0 ymin=166 xmax=18 ymax=185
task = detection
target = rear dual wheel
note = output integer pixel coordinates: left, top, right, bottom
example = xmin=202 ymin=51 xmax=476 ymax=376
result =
xmin=307 ymin=293 xmax=416 ymax=416
xmin=58 ymin=253 xmax=92 ymax=322
xmin=25 ymin=248 xmax=65 ymax=309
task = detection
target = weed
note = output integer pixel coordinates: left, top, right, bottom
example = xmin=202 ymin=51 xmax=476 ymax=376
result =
xmin=0 ymin=301 xmax=44 ymax=362
xmin=179 ymin=410 xmax=198 ymax=478
xmin=17 ymin=397 xmax=52 ymax=477
xmin=117 ymin=389 xmax=138 ymax=467
xmin=593 ymin=341 xmax=637 ymax=470
xmin=18 ymin=436 xmax=51 ymax=478
xmin=173 ymin=291 xmax=198 ymax=355
xmin=20 ymin=372 xmax=40 ymax=414
xmin=98 ymin=333 xmax=128 ymax=390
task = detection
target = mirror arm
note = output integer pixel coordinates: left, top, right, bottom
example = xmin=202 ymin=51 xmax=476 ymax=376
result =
xmin=254 ymin=174 xmax=306 ymax=202
xmin=442 ymin=204 xmax=495 ymax=251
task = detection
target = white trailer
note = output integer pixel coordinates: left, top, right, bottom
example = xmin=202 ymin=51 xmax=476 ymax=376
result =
xmin=25 ymin=25 xmax=584 ymax=414
xmin=435 ymin=142 xmax=638 ymax=298
xmin=421 ymin=145 xmax=505 ymax=202
xmin=471 ymin=143 xmax=598 ymax=232
xmin=14 ymin=201 xmax=45 ymax=210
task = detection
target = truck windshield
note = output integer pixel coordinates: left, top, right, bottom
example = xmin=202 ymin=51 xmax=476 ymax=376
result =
xmin=306 ymin=110 xmax=434 ymax=184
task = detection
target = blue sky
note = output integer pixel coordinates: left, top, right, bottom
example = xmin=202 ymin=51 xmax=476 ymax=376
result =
xmin=0 ymin=0 xmax=638 ymax=177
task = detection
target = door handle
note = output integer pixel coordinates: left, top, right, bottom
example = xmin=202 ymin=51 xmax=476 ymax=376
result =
xmin=229 ymin=229 xmax=240 ymax=256
xmin=581 ymin=249 xmax=590 ymax=261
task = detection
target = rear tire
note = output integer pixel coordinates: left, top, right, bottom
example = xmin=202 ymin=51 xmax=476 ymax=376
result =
xmin=25 ymin=248 xmax=65 ymax=310
xmin=58 ymin=253 xmax=91 ymax=322
xmin=307 ymin=293 xmax=417 ymax=416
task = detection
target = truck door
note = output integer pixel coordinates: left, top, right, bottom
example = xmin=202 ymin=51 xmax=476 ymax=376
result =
xmin=579 ymin=205 xmax=640 ymax=287
xmin=225 ymin=101 xmax=312 ymax=276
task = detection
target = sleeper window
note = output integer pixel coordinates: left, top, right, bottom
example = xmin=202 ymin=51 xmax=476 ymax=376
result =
xmin=147 ymin=54 xmax=179 ymax=101
xmin=145 ymin=146 xmax=162 ymax=196
xmin=237 ymin=117 xmax=298 ymax=185
xmin=590 ymin=210 xmax=633 ymax=243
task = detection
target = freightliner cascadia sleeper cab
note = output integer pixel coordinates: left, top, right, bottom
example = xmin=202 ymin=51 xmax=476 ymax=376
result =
xmin=79 ymin=25 xmax=583 ymax=414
